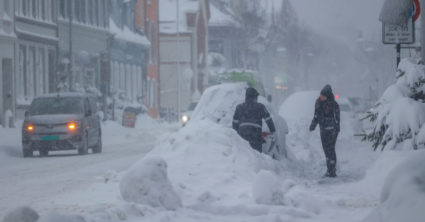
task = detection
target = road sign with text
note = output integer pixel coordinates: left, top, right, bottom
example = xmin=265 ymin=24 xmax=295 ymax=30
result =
xmin=382 ymin=17 xmax=415 ymax=44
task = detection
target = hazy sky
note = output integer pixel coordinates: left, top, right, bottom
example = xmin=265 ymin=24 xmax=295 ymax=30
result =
xmin=289 ymin=0 xmax=386 ymax=44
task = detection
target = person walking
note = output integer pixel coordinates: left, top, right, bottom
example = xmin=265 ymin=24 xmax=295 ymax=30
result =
xmin=309 ymin=84 xmax=340 ymax=177
xmin=233 ymin=87 xmax=276 ymax=153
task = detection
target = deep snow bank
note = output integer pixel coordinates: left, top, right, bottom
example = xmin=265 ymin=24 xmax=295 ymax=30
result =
xmin=364 ymin=150 xmax=425 ymax=222
xmin=142 ymin=119 xmax=286 ymax=207
xmin=120 ymin=157 xmax=182 ymax=210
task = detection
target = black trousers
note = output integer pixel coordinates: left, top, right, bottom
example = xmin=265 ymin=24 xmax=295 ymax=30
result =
xmin=320 ymin=130 xmax=338 ymax=174
xmin=238 ymin=128 xmax=263 ymax=153
xmin=249 ymin=141 xmax=263 ymax=153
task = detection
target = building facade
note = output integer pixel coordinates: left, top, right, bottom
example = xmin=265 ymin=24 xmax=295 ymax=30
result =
xmin=57 ymin=0 xmax=109 ymax=94
xmin=0 ymin=0 xmax=15 ymax=126
xmin=109 ymin=0 xmax=150 ymax=107
xmin=14 ymin=0 xmax=58 ymax=117
xmin=135 ymin=0 xmax=160 ymax=118
xmin=208 ymin=0 xmax=243 ymax=69
xmin=159 ymin=0 xmax=210 ymax=120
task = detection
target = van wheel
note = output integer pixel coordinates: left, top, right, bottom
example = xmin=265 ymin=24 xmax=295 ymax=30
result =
xmin=93 ymin=132 xmax=102 ymax=154
xmin=23 ymin=148 xmax=33 ymax=158
xmin=78 ymin=134 xmax=89 ymax=155
xmin=39 ymin=149 xmax=49 ymax=157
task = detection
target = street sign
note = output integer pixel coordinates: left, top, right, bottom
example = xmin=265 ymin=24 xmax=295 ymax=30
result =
xmin=382 ymin=17 xmax=415 ymax=44
xmin=413 ymin=0 xmax=421 ymax=21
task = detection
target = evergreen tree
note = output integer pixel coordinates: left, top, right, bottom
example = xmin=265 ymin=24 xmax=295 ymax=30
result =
xmin=363 ymin=58 xmax=425 ymax=150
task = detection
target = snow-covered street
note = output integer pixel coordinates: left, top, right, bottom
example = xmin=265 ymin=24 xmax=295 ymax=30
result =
xmin=0 ymin=119 xmax=178 ymax=217
xmin=2 ymin=85 xmax=424 ymax=222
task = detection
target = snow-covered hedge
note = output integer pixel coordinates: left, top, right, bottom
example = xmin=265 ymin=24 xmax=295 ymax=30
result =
xmin=363 ymin=150 xmax=425 ymax=222
xmin=363 ymin=58 xmax=425 ymax=150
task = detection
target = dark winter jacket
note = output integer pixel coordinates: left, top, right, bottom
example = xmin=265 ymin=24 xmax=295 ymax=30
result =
xmin=233 ymin=88 xmax=276 ymax=142
xmin=309 ymin=85 xmax=340 ymax=132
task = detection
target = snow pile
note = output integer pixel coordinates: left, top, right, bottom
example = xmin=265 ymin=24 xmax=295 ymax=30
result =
xmin=363 ymin=150 xmax=425 ymax=222
xmin=135 ymin=114 xmax=162 ymax=130
xmin=191 ymin=82 xmax=246 ymax=126
xmin=279 ymin=91 xmax=318 ymax=128
xmin=120 ymin=157 xmax=182 ymax=210
xmin=2 ymin=206 xmax=39 ymax=222
xmin=145 ymin=120 xmax=283 ymax=206
xmin=279 ymin=91 xmax=324 ymax=175
xmin=364 ymin=58 xmax=425 ymax=150
xmin=252 ymin=170 xmax=285 ymax=205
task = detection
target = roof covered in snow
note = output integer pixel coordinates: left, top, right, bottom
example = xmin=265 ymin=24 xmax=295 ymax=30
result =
xmin=159 ymin=0 xmax=199 ymax=34
xmin=109 ymin=19 xmax=150 ymax=46
xmin=208 ymin=1 xmax=239 ymax=27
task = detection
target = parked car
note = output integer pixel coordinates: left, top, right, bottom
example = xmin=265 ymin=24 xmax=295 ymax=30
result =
xmin=190 ymin=82 xmax=289 ymax=160
xmin=181 ymin=102 xmax=198 ymax=126
xmin=22 ymin=93 xmax=102 ymax=157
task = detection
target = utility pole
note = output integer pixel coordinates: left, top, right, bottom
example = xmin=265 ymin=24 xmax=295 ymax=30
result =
xmin=176 ymin=0 xmax=181 ymax=122
xmin=68 ymin=1 xmax=73 ymax=91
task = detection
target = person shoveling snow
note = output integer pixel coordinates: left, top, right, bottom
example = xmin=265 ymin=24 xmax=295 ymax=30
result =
xmin=232 ymin=87 xmax=276 ymax=153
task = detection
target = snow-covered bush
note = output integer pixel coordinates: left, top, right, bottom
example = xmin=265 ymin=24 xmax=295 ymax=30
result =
xmin=363 ymin=150 xmax=425 ymax=222
xmin=119 ymin=157 xmax=182 ymax=210
xmin=363 ymin=58 xmax=425 ymax=150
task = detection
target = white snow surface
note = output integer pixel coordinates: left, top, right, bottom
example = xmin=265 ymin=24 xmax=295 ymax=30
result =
xmin=2 ymin=87 xmax=425 ymax=222
xmin=364 ymin=150 xmax=425 ymax=222
xmin=109 ymin=19 xmax=150 ymax=46
xmin=209 ymin=3 xmax=239 ymax=27
xmin=120 ymin=157 xmax=182 ymax=210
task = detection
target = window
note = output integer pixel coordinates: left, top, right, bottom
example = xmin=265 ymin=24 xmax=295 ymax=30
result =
xmin=74 ymin=0 xmax=80 ymax=22
xmin=22 ymin=0 xmax=27 ymax=16
xmin=132 ymin=65 xmax=137 ymax=101
xmin=31 ymin=0 xmax=35 ymax=18
xmin=18 ymin=45 xmax=27 ymax=98
xmin=88 ymin=0 xmax=93 ymax=24
xmin=4 ymin=0 xmax=10 ymax=16
xmin=41 ymin=0 xmax=46 ymax=20
xmin=126 ymin=64 xmax=132 ymax=99
xmin=120 ymin=63 xmax=125 ymax=90
xmin=36 ymin=48 xmax=45 ymax=96
xmin=59 ymin=0 xmax=65 ymax=18
xmin=81 ymin=0 xmax=86 ymax=23
xmin=28 ymin=47 xmax=36 ymax=97
xmin=95 ymin=0 xmax=99 ymax=26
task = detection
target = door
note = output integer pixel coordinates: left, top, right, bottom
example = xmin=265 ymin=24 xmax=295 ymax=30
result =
xmin=2 ymin=58 xmax=13 ymax=126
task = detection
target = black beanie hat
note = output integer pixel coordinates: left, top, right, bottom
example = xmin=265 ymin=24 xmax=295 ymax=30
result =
xmin=320 ymin=84 xmax=334 ymax=100
xmin=246 ymin=87 xmax=259 ymax=98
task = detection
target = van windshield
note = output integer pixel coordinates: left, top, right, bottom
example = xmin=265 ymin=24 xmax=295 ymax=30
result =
xmin=29 ymin=97 xmax=84 ymax=116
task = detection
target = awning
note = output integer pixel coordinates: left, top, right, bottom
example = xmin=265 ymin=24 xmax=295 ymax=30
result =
xmin=379 ymin=0 xmax=413 ymax=25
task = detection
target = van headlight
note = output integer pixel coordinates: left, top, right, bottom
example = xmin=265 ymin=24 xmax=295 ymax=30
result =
xmin=182 ymin=115 xmax=190 ymax=123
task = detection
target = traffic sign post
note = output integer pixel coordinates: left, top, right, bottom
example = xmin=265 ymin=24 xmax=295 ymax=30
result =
xmin=382 ymin=0 xmax=420 ymax=67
